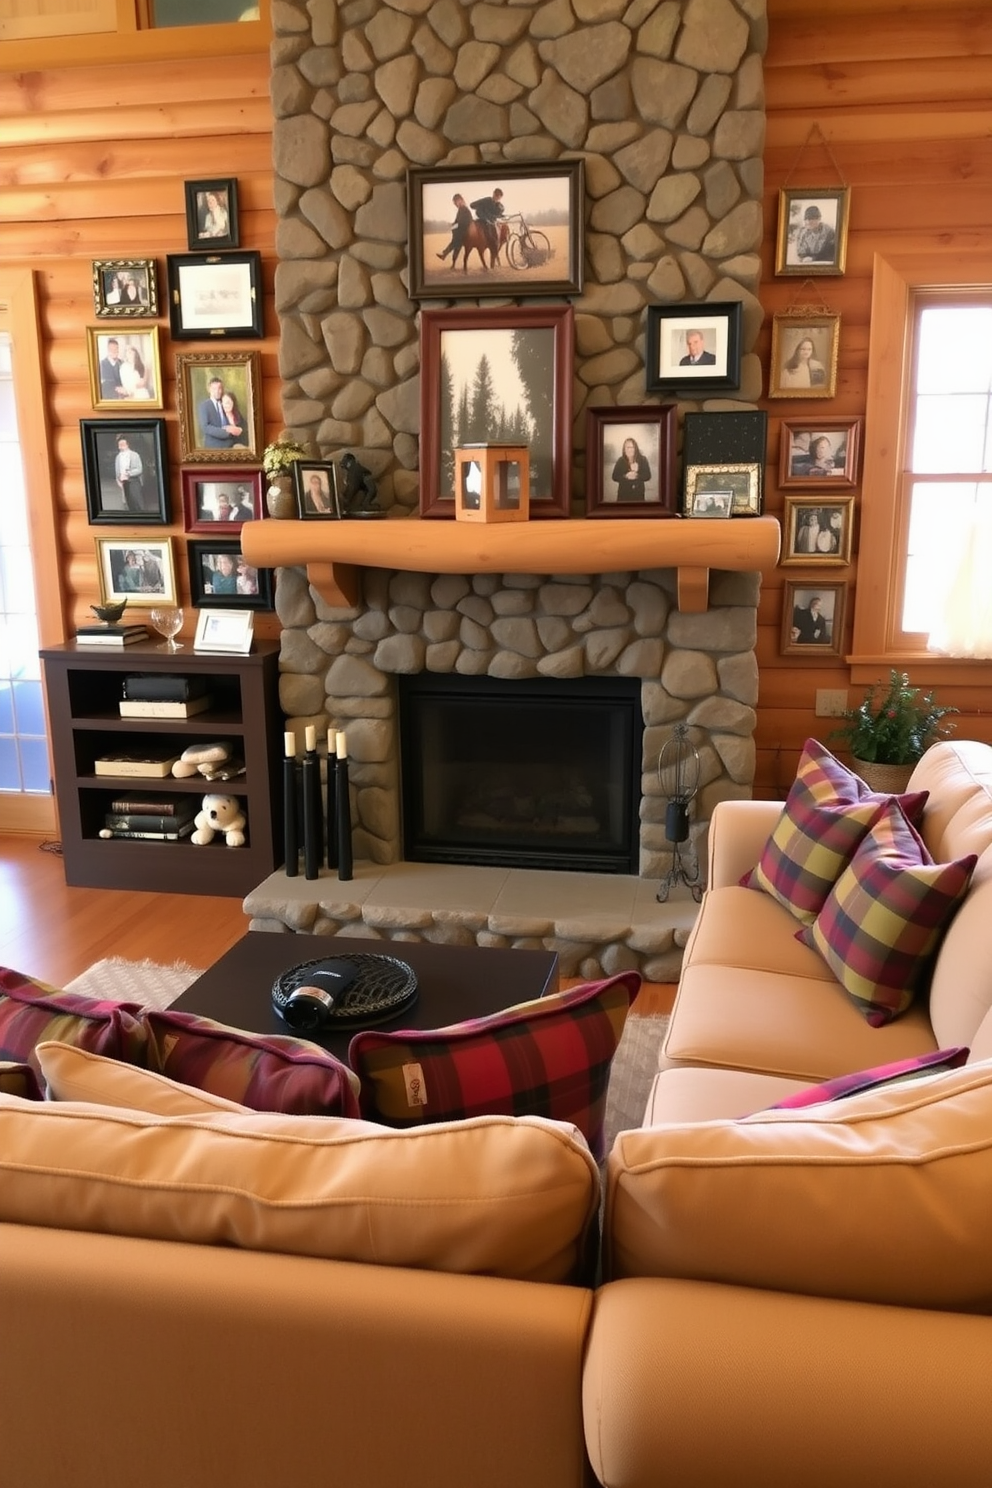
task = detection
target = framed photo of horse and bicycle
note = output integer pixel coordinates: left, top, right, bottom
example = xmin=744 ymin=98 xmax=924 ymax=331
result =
xmin=407 ymin=161 xmax=584 ymax=301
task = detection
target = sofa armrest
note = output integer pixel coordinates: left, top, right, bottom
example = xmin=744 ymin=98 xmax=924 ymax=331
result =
xmin=706 ymin=797 xmax=781 ymax=888
xmin=584 ymin=1277 xmax=992 ymax=1488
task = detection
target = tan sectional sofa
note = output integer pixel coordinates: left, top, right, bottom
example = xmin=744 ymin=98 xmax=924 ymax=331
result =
xmin=3 ymin=740 xmax=992 ymax=1488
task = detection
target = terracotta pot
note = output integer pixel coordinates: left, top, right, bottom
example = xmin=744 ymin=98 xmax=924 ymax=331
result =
xmin=852 ymin=757 xmax=915 ymax=794
xmin=265 ymin=475 xmax=297 ymax=519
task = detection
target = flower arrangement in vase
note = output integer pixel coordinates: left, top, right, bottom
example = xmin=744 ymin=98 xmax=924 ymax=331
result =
xmin=831 ymin=669 xmax=958 ymax=791
xmin=263 ymin=436 xmax=309 ymax=518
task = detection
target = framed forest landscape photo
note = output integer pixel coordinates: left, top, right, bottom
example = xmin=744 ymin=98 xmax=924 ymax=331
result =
xmin=419 ymin=304 xmax=574 ymax=519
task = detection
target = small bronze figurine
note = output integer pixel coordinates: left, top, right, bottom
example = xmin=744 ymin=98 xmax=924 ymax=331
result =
xmin=336 ymin=452 xmax=383 ymax=517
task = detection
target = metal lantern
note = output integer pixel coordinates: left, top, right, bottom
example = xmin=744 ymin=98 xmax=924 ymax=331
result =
xmin=656 ymin=723 xmax=702 ymax=903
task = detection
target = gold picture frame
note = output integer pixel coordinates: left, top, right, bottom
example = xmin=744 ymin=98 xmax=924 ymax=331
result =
xmin=175 ymin=350 xmax=263 ymax=463
xmin=86 ymin=325 xmax=163 ymax=410
xmin=769 ymin=314 xmax=840 ymax=400
xmin=775 ymin=186 xmax=850 ymax=277
xmin=781 ymin=495 xmax=855 ymax=567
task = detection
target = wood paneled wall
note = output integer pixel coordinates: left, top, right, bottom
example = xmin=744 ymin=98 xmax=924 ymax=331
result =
xmin=757 ymin=0 xmax=992 ymax=796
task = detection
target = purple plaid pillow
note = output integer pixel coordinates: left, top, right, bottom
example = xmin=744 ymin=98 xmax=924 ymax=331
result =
xmin=142 ymin=1007 xmax=361 ymax=1118
xmin=767 ymin=1047 xmax=970 ymax=1110
xmin=348 ymin=971 xmax=641 ymax=1160
xmin=0 ymin=966 xmax=147 ymax=1082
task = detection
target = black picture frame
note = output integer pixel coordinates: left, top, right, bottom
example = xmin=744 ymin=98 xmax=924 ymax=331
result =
xmin=183 ymin=177 xmax=239 ymax=250
xmin=407 ymin=160 xmax=584 ymax=301
xmin=645 ymin=301 xmax=743 ymax=395
xmin=92 ymin=258 xmax=158 ymax=318
xmin=80 ymin=417 xmax=170 ymax=525
xmin=681 ymin=410 xmax=768 ymax=514
xmin=584 ymin=404 xmax=679 ymax=517
xmin=167 ymin=251 xmax=262 ymax=340
xmin=187 ymin=539 xmax=272 ymax=611
xmin=294 ymin=461 xmax=340 ymax=519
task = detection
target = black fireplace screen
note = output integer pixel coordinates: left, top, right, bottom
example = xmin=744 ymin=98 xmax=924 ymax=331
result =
xmin=397 ymin=674 xmax=641 ymax=874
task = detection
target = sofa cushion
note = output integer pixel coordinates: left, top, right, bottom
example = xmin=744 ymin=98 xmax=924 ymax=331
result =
xmin=741 ymin=738 xmax=927 ymax=925
xmin=0 ymin=967 xmax=147 ymax=1079
xmin=349 ymin=972 xmax=640 ymax=1161
xmin=36 ymin=1040 xmax=245 ymax=1115
xmin=0 ymin=1092 xmax=600 ymax=1285
xmin=797 ymin=799 xmax=977 ymax=1026
xmin=0 ymin=1060 xmax=42 ymax=1101
xmin=606 ymin=1058 xmax=992 ymax=1307
xmin=768 ymin=1045 xmax=969 ymax=1108
xmin=142 ymin=1007 xmax=361 ymax=1119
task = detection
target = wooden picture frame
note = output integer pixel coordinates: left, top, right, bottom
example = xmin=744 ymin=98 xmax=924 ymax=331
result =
xmin=778 ymin=417 xmax=861 ymax=488
xmin=181 ymin=468 xmax=263 ymax=532
xmin=781 ymin=496 xmax=855 ymax=567
xmin=294 ymin=460 xmax=340 ymax=519
xmin=96 ymin=536 xmax=177 ymax=608
xmin=184 ymin=177 xmax=239 ymax=250
xmin=776 ymin=187 xmax=850 ymax=276
xmin=769 ymin=314 xmax=840 ymax=400
xmin=407 ymin=159 xmax=584 ymax=301
xmin=80 ymin=418 xmax=170 ymax=525
xmin=187 ymin=538 xmax=272 ymax=610
xmin=780 ymin=580 xmax=846 ymax=657
xmin=684 ymin=463 xmax=762 ymax=518
xmin=92 ymin=258 xmax=158 ymax=318
xmin=86 ymin=326 xmax=163 ymax=410
xmin=175 ymin=350 xmax=263 ymax=463
xmin=584 ymin=404 xmax=678 ymax=517
xmin=419 ymin=304 xmax=573 ymax=519
xmin=644 ymin=301 xmax=742 ymax=395
xmin=166 ymin=250 xmax=262 ymax=340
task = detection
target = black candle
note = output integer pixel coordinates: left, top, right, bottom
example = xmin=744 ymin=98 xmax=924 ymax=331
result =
xmin=325 ymin=728 xmax=338 ymax=869
xmin=283 ymin=730 xmax=298 ymax=877
xmin=335 ymin=730 xmax=353 ymax=882
xmin=302 ymin=725 xmax=321 ymax=880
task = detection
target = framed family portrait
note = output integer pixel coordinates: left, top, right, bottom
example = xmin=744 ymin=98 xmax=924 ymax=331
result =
xmin=775 ymin=187 xmax=850 ymax=276
xmin=778 ymin=417 xmax=861 ymax=488
xmin=96 ymin=537 xmax=177 ymax=608
xmin=86 ymin=326 xmax=162 ymax=410
xmin=419 ymin=304 xmax=574 ymax=519
xmin=684 ymin=463 xmax=762 ymax=518
xmin=769 ymin=314 xmax=840 ymax=400
xmin=92 ymin=259 xmax=158 ymax=318
xmin=644 ymin=301 xmax=742 ymax=395
xmin=407 ymin=160 xmax=584 ymax=301
xmin=584 ymin=404 xmax=678 ymax=518
xmin=181 ymin=469 xmax=263 ymax=532
xmin=780 ymin=580 xmax=846 ymax=657
xmin=294 ymin=461 xmax=339 ymax=519
xmin=175 ymin=350 xmax=263 ymax=463
xmin=166 ymin=250 xmax=262 ymax=340
xmin=184 ymin=177 xmax=239 ymax=250
xmin=782 ymin=496 xmax=855 ymax=567
xmin=80 ymin=418 xmax=169 ymax=525
xmin=187 ymin=539 xmax=272 ymax=611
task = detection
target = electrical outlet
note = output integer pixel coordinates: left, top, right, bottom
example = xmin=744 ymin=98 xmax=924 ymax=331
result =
xmin=815 ymin=689 xmax=849 ymax=718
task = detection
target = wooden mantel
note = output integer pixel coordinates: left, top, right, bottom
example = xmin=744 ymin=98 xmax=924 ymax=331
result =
xmin=241 ymin=515 xmax=781 ymax=612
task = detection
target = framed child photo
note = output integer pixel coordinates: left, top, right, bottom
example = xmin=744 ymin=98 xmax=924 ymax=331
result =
xmin=87 ymin=326 xmax=163 ymax=409
xmin=584 ymin=404 xmax=678 ymax=518
xmin=782 ymin=496 xmax=854 ymax=567
xmin=92 ymin=259 xmax=158 ymax=319
xmin=781 ymin=580 xmax=846 ymax=657
xmin=96 ymin=537 xmax=177 ymax=608
xmin=769 ymin=315 xmax=840 ymax=400
xmin=80 ymin=418 xmax=170 ymax=525
xmin=184 ymin=177 xmax=239 ymax=250
xmin=188 ymin=539 xmax=272 ymax=611
xmin=775 ymin=187 xmax=850 ymax=277
xmin=175 ymin=351 xmax=263 ymax=463
xmin=779 ymin=417 xmax=860 ymax=488
xmin=182 ymin=468 xmax=263 ymax=532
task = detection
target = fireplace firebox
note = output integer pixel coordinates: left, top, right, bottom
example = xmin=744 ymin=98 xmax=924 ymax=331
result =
xmin=397 ymin=674 xmax=641 ymax=874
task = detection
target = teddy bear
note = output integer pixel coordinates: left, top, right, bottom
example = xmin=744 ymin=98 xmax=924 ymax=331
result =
xmin=191 ymin=793 xmax=246 ymax=848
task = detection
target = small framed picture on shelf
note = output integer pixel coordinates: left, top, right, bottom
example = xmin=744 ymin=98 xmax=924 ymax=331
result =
xmin=769 ymin=314 xmax=840 ymax=400
xmin=80 ymin=418 xmax=170 ymax=525
xmin=294 ymin=460 xmax=339 ymax=518
xmin=644 ymin=301 xmax=742 ymax=395
xmin=92 ymin=259 xmax=158 ymax=318
xmin=96 ymin=537 xmax=178 ymax=608
xmin=187 ymin=539 xmax=272 ymax=611
xmin=684 ymin=462 xmax=762 ymax=518
xmin=175 ymin=350 xmax=263 ymax=463
xmin=779 ymin=417 xmax=860 ymax=487
xmin=86 ymin=326 xmax=163 ymax=410
xmin=775 ymin=187 xmax=850 ymax=277
xmin=194 ymin=608 xmax=255 ymax=654
xmin=166 ymin=250 xmax=262 ymax=340
xmin=782 ymin=496 xmax=854 ymax=567
xmin=584 ymin=404 xmax=678 ymax=517
xmin=182 ymin=469 xmax=263 ymax=532
xmin=780 ymin=580 xmax=847 ymax=657
xmin=184 ymin=177 xmax=239 ymax=250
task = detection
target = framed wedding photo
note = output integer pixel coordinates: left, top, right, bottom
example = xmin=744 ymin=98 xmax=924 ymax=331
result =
xmin=188 ymin=539 xmax=272 ymax=610
xmin=684 ymin=463 xmax=761 ymax=518
xmin=769 ymin=315 xmax=840 ymax=400
xmin=86 ymin=326 xmax=163 ymax=410
xmin=96 ymin=536 xmax=177 ymax=608
xmin=184 ymin=177 xmax=239 ymax=250
xmin=80 ymin=418 xmax=169 ymax=525
xmin=182 ymin=468 xmax=263 ymax=532
xmin=92 ymin=258 xmax=158 ymax=318
xmin=584 ymin=404 xmax=678 ymax=518
xmin=779 ymin=417 xmax=860 ymax=488
xmin=175 ymin=350 xmax=263 ymax=463
xmin=645 ymin=301 xmax=742 ymax=395
xmin=782 ymin=496 xmax=854 ymax=567
xmin=294 ymin=461 xmax=339 ymax=519
xmin=780 ymin=580 xmax=846 ymax=658
xmin=419 ymin=304 xmax=573 ymax=519
xmin=166 ymin=250 xmax=262 ymax=340
xmin=407 ymin=159 xmax=584 ymax=301
xmin=775 ymin=186 xmax=850 ymax=277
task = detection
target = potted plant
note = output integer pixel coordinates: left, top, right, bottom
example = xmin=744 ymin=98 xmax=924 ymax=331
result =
xmin=262 ymin=436 xmax=309 ymax=518
xmin=832 ymin=669 xmax=958 ymax=791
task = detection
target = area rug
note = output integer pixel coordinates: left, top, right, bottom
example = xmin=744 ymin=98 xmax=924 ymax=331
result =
xmin=64 ymin=957 xmax=203 ymax=1011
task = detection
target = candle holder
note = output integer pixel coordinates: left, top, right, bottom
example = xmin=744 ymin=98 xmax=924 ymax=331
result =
xmin=302 ymin=727 xmax=322 ymax=880
xmin=283 ymin=731 xmax=299 ymax=877
xmin=335 ymin=733 xmax=353 ymax=881
xmin=325 ymin=730 xmax=338 ymax=870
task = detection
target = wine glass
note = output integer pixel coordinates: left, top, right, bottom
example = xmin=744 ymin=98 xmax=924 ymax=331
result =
xmin=150 ymin=606 xmax=184 ymax=652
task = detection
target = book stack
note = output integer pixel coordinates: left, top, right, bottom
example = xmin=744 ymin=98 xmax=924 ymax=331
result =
xmin=76 ymin=623 xmax=150 ymax=647
xmin=101 ymin=793 xmax=198 ymax=842
xmin=119 ymin=673 xmax=212 ymax=719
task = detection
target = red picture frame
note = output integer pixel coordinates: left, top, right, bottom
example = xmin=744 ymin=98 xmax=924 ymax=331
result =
xmin=182 ymin=468 xmax=264 ymax=532
xmin=585 ymin=404 xmax=678 ymax=517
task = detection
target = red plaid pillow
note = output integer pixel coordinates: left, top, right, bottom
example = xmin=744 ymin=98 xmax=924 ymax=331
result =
xmin=0 ymin=966 xmax=147 ymax=1082
xmin=767 ymin=1047 xmax=969 ymax=1110
xmin=741 ymin=738 xmax=928 ymax=925
xmin=348 ymin=971 xmax=641 ymax=1160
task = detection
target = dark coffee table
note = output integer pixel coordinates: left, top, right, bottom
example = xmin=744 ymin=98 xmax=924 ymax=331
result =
xmin=172 ymin=933 xmax=560 ymax=1062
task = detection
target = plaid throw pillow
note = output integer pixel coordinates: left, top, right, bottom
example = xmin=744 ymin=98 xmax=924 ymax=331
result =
xmin=0 ymin=966 xmax=147 ymax=1081
xmin=741 ymin=738 xmax=928 ymax=925
xmin=142 ymin=1007 xmax=361 ymax=1118
xmin=768 ymin=1046 xmax=970 ymax=1110
xmin=797 ymin=799 xmax=977 ymax=1026
xmin=348 ymin=970 xmax=641 ymax=1160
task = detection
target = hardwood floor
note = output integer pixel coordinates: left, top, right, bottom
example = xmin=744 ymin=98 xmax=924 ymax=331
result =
xmin=0 ymin=833 xmax=676 ymax=1013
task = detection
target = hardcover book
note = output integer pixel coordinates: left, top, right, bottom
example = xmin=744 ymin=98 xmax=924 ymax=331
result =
xmin=108 ymin=794 xmax=193 ymax=816
xmin=76 ymin=628 xmax=150 ymax=647
xmin=100 ymin=822 xmax=196 ymax=842
xmin=118 ymin=696 xmax=212 ymax=719
xmin=104 ymin=810 xmax=197 ymax=833
xmin=93 ymin=750 xmax=182 ymax=778
xmin=122 ymin=674 xmax=210 ymax=703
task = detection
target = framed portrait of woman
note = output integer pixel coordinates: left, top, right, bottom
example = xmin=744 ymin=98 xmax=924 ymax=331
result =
xmin=584 ymin=405 xmax=678 ymax=517
xmin=769 ymin=315 xmax=840 ymax=399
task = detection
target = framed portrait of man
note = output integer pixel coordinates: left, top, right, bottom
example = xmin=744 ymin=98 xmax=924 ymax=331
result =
xmin=776 ymin=187 xmax=850 ymax=276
